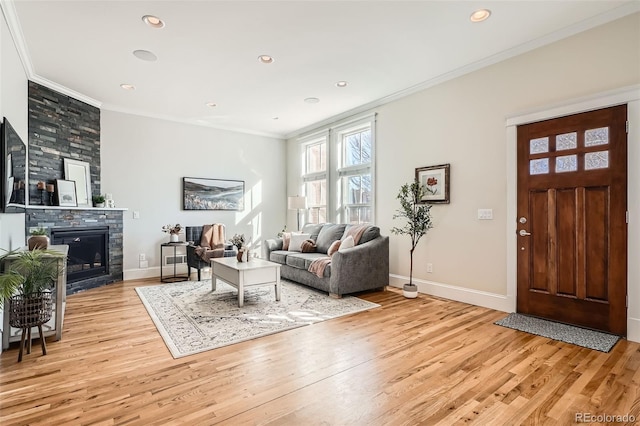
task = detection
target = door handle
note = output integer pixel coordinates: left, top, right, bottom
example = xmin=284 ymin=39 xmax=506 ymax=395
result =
xmin=519 ymin=230 xmax=531 ymax=236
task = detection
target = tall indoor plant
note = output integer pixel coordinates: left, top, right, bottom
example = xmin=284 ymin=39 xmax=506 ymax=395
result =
xmin=391 ymin=181 xmax=433 ymax=298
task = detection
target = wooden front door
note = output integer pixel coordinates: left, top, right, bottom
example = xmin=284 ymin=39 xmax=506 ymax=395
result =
xmin=516 ymin=105 xmax=627 ymax=335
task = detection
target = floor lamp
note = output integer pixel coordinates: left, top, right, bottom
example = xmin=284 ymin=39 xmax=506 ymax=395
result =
xmin=288 ymin=196 xmax=307 ymax=231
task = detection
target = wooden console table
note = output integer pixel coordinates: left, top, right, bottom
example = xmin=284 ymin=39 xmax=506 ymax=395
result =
xmin=2 ymin=245 xmax=68 ymax=350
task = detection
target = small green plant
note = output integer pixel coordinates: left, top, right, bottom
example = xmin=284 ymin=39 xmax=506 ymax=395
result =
xmin=0 ymin=249 xmax=63 ymax=302
xmin=92 ymin=194 xmax=106 ymax=204
xmin=30 ymin=227 xmax=48 ymax=236
xmin=391 ymin=181 xmax=434 ymax=285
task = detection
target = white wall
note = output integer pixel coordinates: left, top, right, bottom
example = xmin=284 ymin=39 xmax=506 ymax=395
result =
xmin=100 ymin=111 xmax=286 ymax=279
xmin=288 ymin=14 xmax=640 ymax=311
xmin=0 ymin=6 xmax=27 ymax=252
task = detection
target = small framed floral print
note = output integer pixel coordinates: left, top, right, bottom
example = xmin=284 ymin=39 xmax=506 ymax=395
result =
xmin=415 ymin=164 xmax=450 ymax=204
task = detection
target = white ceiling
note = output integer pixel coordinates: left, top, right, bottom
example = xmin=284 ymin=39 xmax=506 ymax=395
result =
xmin=5 ymin=1 xmax=639 ymax=138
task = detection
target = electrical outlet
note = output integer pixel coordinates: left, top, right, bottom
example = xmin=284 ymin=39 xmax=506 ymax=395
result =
xmin=133 ymin=211 xmax=140 ymax=219
xmin=139 ymin=253 xmax=146 ymax=261
xmin=427 ymin=263 xmax=433 ymax=273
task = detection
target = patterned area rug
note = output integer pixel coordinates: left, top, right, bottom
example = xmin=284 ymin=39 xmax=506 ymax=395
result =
xmin=495 ymin=313 xmax=620 ymax=352
xmin=136 ymin=280 xmax=380 ymax=358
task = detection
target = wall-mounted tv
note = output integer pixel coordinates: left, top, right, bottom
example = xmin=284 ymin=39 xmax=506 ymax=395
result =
xmin=1 ymin=117 xmax=27 ymax=212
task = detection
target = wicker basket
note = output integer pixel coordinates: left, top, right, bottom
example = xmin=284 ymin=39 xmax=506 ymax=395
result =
xmin=9 ymin=291 xmax=53 ymax=328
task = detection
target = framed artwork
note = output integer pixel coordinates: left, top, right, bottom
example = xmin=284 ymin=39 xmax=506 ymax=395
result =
xmin=55 ymin=179 xmax=78 ymax=207
xmin=63 ymin=158 xmax=92 ymax=207
xmin=182 ymin=177 xmax=244 ymax=211
xmin=415 ymin=163 xmax=450 ymax=204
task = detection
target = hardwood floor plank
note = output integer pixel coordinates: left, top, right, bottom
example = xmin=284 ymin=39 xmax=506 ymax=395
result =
xmin=1 ymin=279 xmax=638 ymax=425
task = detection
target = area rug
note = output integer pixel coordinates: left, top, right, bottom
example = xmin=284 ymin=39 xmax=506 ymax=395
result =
xmin=495 ymin=313 xmax=620 ymax=352
xmin=136 ymin=280 xmax=380 ymax=358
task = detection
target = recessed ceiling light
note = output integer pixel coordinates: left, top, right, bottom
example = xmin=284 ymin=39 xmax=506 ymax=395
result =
xmin=470 ymin=9 xmax=491 ymax=23
xmin=336 ymin=81 xmax=348 ymax=88
xmin=133 ymin=49 xmax=157 ymax=61
xmin=258 ymin=55 xmax=274 ymax=64
xmin=120 ymin=83 xmax=135 ymax=90
xmin=304 ymin=97 xmax=320 ymax=104
xmin=142 ymin=15 xmax=165 ymax=28
xmin=206 ymin=102 xmax=217 ymax=108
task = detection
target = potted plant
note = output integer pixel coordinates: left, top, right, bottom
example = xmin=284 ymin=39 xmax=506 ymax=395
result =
xmin=28 ymin=227 xmax=50 ymax=251
xmin=92 ymin=194 xmax=106 ymax=208
xmin=161 ymin=223 xmax=182 ymax=243
xmin=0 ymin=248 xmax=64 ymax=361
xmin=391 ymin=181 xmax=433 ymax=298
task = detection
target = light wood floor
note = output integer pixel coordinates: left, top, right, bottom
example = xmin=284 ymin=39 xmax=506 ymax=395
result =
xmin=1 ymin=279 xmax=639 ymax=425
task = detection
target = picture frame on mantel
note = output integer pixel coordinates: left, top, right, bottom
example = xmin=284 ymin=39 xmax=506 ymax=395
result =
xmin=63 ymin=158 xmax=92 ymax=207
xmin=415 ymin=163 xmax=450 ymax=204
xmin=55 ymin=179 xmax=78 ymax=207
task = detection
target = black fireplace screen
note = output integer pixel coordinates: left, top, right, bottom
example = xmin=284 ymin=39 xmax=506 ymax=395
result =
xmin=50 ymin=226 xmax=109 ymax=283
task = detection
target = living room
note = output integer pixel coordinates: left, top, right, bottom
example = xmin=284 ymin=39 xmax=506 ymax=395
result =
xmin=0 ymin=1 xmax=639 ymax=424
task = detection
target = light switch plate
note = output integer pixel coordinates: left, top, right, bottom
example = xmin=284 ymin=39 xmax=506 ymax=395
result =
xmin=478 ymin=209 xmax=493 ymax=220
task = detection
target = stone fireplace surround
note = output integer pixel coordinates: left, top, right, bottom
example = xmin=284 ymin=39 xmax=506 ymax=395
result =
xmin=25 ymin=207 xmax=124 ymax=294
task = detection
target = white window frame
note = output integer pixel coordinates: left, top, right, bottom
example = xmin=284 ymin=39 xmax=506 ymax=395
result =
xmin=296 ymin=114 xmax=376 ymax=225
xmin=332 ymin=116 xmax=376 ymax=224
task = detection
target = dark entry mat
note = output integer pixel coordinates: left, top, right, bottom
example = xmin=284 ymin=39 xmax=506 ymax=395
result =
xmin=495 ymin=313 xmax=620 ymax=352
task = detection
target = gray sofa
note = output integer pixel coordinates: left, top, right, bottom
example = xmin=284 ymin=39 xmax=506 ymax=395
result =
xmin=264 ymin=223 xmax=389 ymax=297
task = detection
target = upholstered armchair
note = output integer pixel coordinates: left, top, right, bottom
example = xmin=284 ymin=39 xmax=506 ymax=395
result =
xmin=185 ymin=225 xmax=237 ymax=281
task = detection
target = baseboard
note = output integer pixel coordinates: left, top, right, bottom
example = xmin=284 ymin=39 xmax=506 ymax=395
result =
xmin=124 ymin=265 xmax=193 ymax=281
xmin=627 ymin=317 xmax=640 ymax=343
xmin=389 ymin=274 xmax=511 ymax=312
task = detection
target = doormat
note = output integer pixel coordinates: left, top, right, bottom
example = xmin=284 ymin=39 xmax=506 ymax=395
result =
xmin=494 ymin=313 xmax=620 ymax=352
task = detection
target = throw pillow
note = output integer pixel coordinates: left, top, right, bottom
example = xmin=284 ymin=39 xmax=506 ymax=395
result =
xmin=301 ymin=239 xmax=317 ymax=253
xmin=327 ymin=240 xmax=341 ymax=256
xmin=338 ymin=235 xmax=355 ymax=252
xmin=315 ymin=224 xmax=347 ymax=253
xmin=289 ymin=233 xmax=311 ymax=252
xmin=282 ymin=232 xmax=292 ymax=250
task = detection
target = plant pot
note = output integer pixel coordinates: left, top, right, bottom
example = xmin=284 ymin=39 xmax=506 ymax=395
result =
xmin=236 ymin=249 xmax=248 ymax=262
xmin=402 ymin=284 xmax=418 ymax=299
xmin=169 ymin=233 xmax=179 ymax=243
xmin=9 ymin=291 xmax=53 ymax=328
xmin=28 ymin=235 xmax=49 ymax=251
xmin=95 ymin=202 xmax=105 ymax=208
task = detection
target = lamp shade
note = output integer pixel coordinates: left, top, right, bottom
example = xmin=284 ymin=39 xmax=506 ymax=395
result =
xmin=288 ymin=196 xmax=306 ymax=210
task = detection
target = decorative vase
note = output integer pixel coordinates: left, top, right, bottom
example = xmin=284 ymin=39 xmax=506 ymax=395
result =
xmin=28 ymin=235 xmax=50 ymax=251
xmin=236 ymin=248 xmax=248 ymax=262
xmin=169 ymin=233 xmax=179 ymax=243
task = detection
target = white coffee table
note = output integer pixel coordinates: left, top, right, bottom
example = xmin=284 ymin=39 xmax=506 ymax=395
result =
xmin=211 ymin=257 xmax=281 ymax=307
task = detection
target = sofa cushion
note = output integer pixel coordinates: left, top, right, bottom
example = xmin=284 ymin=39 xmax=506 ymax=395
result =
xmin=339 ymin=235 xmax=355 ymax=252
xmin=286 ymin=252 xmax=328 ymax=270
xmin=301 ymin=223 xmax=324 ymax=241
xmin=269 ymin=250 xmax=289 ymax=264
xmin=315 ymin=224 xmax=347 ymax=253
xmin=343 ymin=225 xmax=380 ymax=245
xmin=289 ymin=233 xmax=310 ymax=252
xmin=327 ymin=240 xmax=341 ymax=256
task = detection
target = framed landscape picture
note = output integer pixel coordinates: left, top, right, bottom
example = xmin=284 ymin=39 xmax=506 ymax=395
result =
xmin=183 ymin=177 xmax=244 ymax=211
xmin=415 ymin=163 xmax=450 ymax=204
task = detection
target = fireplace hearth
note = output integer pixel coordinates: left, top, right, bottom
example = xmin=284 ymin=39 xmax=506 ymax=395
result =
xmin=50 ymin=226 xmax=109 ymax=283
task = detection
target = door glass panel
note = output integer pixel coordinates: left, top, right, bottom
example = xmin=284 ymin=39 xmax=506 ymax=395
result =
xmin=556 ymin=132 xmax=577 ymax=151
xmin=556 ymin=154 xmax=577 ymax=173
xmin=585 ymin=127 xmax=609 ymax=147
xmin=584 ymin=150 xmax=609 ymax=170
xmin=530 ymin=137 xmax=549 ymax=154
xmin=530 ymin=158 xmax=549 ymax=175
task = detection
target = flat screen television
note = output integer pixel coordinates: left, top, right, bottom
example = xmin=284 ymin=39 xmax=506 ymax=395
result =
xmin=1 ymin=117 xmax=27 ymax=212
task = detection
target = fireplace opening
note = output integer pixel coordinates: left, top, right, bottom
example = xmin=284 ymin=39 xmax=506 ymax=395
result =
xmin=50 ymin=226 xmax=109 ymax=283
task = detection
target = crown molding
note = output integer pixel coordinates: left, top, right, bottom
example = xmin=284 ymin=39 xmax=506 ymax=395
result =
xmin=285 ymin=2 xmax=640 ymax=139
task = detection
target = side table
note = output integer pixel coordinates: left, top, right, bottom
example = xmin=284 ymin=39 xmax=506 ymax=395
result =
xmin=160 ymin=242 xmax=189 ymax=283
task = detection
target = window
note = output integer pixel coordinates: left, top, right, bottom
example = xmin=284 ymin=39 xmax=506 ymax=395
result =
xmin=301 ymin=134 xmax=328 ymax=224
xmin=297 ymin=114 xmax=375 ymax=225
